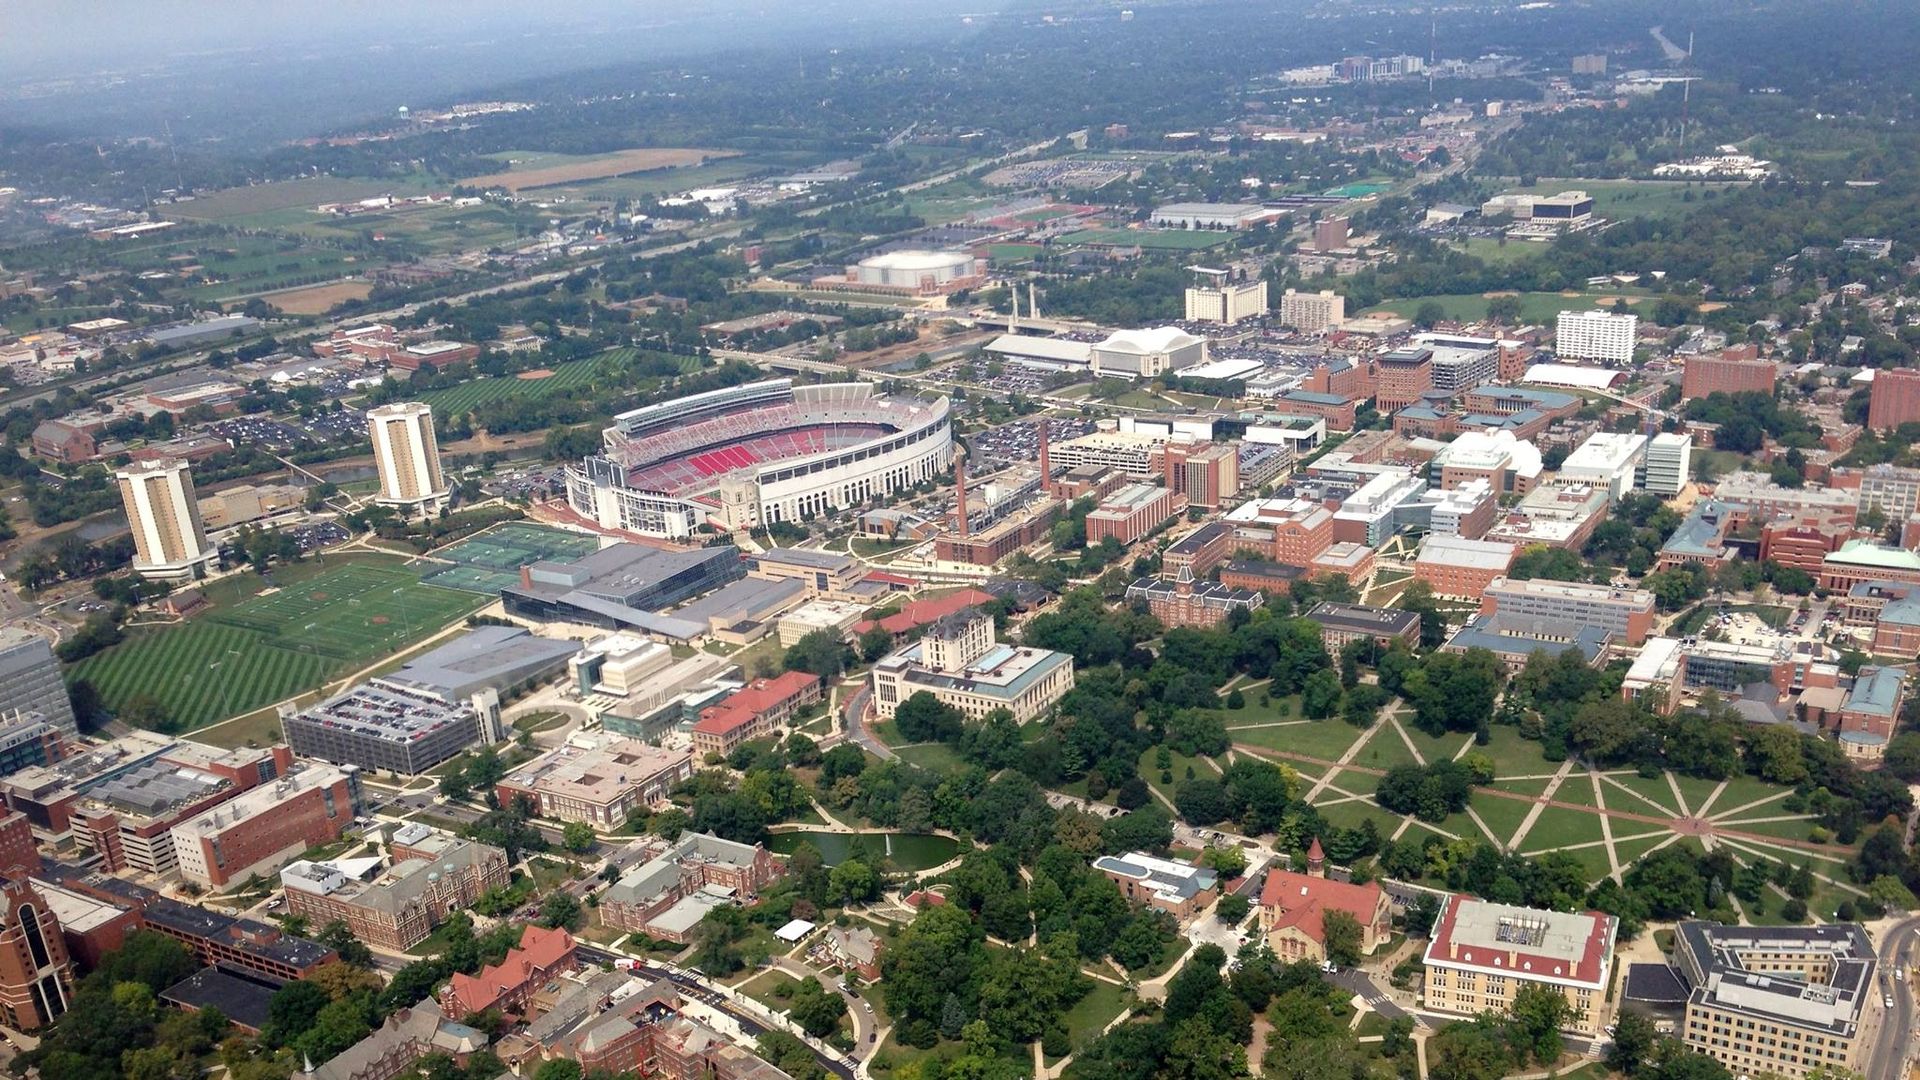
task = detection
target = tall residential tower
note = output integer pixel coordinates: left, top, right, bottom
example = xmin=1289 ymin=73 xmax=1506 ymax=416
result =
xmin=368 ymin=402 xmax=449 ymax=515
xmin=115 ymin=460 xmax=213 ymax=580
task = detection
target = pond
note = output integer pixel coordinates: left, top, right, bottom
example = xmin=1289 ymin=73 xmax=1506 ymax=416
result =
xmin=768 ymin=830 xmax=962 ymax=872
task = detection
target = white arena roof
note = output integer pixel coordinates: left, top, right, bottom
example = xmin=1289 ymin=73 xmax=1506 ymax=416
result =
xmin=1097 ymin=326 xmax=1205 ymax=354
xmin=1523 ymin=363 xmax=1626 ymax=390
xmin=984 ymin=334 xmax=1093 ymax=365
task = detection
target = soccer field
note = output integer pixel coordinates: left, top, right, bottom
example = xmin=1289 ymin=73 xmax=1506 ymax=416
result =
xmin=69 ymin=561 xmax=482 ymax=730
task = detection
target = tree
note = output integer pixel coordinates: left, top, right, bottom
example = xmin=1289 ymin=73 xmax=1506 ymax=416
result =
xmin=538 ymin=892 xmax=582 ymax=931
xmin=1608 ymin=1010 xmax=1658 ymax=1075
xmin=262 ymin=979 xmax=331 ymax=1049
xmin=788 ymin=976 xmax=849 ymax=1037
xmin=830 ymin=858 xmax=880 ymax=904
xmin=316 ymin=921 xmax=373 ymax=967
xmin=1509 ymin=985 xmax=1569 ymax=1064
xmin=534 ymin=1062 xmax=583 ymax=1080
xmin=562 ymin=821 xmax=595 ymax=854
xmin=859 ymin=625 xmax=896 ymax=663
xmin=1215 ymin=894 xmax=1251 ymax=924
xmin=1301 ymin=669 xmax=1342 ymax=720
xmin=1321 ymin=909 xmax=1362 ymax=966
xmin=783 ymin=629 xmax=853 ymax=680
xmin=894 ymin=691 xmax=964 ymax=743
xmin=1175 ymin=779 xmax=1232 ymax=826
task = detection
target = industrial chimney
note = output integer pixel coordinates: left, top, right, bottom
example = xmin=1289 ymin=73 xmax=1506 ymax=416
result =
xmin=954 ymin=450 xmax=970 ymax=539
xmin=1037 ymin=418 xmax=1052 ymax=495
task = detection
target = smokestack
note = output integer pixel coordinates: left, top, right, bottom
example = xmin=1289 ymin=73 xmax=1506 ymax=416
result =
xmin=1028 ymin=282 xmax=1038 ymax=320
xmin=955 ymin=451 xmax=970 ymax=539
xmin=1008 ymin=286 xmax=1019 ymax=334
xmin=1037 ymin=418 xmax=1052 ymax=494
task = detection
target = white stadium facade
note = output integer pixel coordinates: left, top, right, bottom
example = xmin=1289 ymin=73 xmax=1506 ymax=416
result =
xmin=565 ymin=379 xmax=953 ymax=538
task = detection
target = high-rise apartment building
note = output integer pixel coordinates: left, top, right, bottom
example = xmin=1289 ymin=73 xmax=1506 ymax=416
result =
xmin=1278 ymin=289 xmax=1346 ymax=334
xmin=1184 ymin=277 xmax=1268 ymax=325
xmin=1682 ymin=351 xmax=1777 ymax=401
xmin=115 ymin=460 xmax=213 ymax=580
xmin=0 ymin=630 xmax=77 ymax=740
xmin=1314 ymin=216 xmax=1350 ymax=252
xmin=1554 ymin=310 xmax=1638 ymax=364
xmin=367 ymin=402 xmax=449 ymax=514
xmin=1867 ymin=368 xmax=1920 ymax=432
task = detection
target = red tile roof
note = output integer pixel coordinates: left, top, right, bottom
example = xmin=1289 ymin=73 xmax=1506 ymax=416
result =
xmin=1258 ymin=869 xmax=1383 ymax=946
xmin=443 ymin=925 xmax=575 ymax=1016
xmin=851 ymin=588 xmax=995 ymax=636
xmin=692 ymin=671 xmax=820 ymax=736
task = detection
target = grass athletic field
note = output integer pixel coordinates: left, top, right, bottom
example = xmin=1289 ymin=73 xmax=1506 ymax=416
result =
xmin=1059 ymin=227 xmax=1229 ymax=250
xmin=419 ymin=347 xmax=701 ymax=415
xmin=69 ymin=560 xmax=482 ymax=730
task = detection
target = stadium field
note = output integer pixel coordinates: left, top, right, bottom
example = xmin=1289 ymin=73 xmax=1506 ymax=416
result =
xmin=1059 ymin=227 xmax=1228 ymax=250
xmin=424 ymin=522 xmax=601 ymax=594
xmin=69 ymin=561 xmax=482 ymax=729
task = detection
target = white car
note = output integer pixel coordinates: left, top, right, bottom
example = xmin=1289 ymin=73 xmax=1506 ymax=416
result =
xmin=1320 ymin=960 xmax=1338 ymax=974
xmin=1885 ymin=994 xmax=1895 ymax=1008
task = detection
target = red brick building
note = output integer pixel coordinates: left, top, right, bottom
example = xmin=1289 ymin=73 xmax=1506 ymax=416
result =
xmin=1275 ymin=391 xmax=1357 ymax=431
xmin=0 ymin=877 xmax=74 ymax=1030
xmin=1164 ymin=442 xmax=1239 ymax=508
xmin=442 ymin=925 xmax=577 ymax=1019
xmin=1682 ymin=350 xmax=1777 ymax=401
xmin=1086 ymin=483 xmax=1184 ymax=547
xmin=29 ymin=421 xmax=98 ymax=464
xmin=1414 ymin=535 xmax=1518 ymax=599
xmin=1868 ymin=368 xmax=1920 ymax=432
xmin=1759 ymin=516 xmax=1853 ymax=575
xmin=1374 ymin=348 xmax=1434 ymax=414
xmin=170 ymin=762 xmax=358 ymax=889
xmin=691 ymin=672 xmax=822 ymax=757
xmin=1163 ymin=522 xmax=1234 ymax=578
xmin=1258 ymin=842 xmax=1392 ymax=964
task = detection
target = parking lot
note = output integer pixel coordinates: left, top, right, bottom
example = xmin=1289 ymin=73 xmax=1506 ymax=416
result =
xmin=969 ymin=415 xmax=1096 ymax=468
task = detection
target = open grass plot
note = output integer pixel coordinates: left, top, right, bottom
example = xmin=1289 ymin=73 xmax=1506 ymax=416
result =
xmin=420 ymin=349 xmax=638 ymax=415
xmin=70 ymin=561 xmax=481 ymax=729
xmin=1513 ymin=806 xmax=1607 ymax=853
xmin=1476 ymin=727 xmax=1556 ymax=779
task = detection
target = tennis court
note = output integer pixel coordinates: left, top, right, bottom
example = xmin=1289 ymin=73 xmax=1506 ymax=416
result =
xmin=423 ymin=522 xmax=602 ymax=594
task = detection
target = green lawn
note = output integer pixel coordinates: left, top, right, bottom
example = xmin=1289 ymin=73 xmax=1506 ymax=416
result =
xmin=1141 ymin=747 xmax=1223 ymax=805
xmin=1549 ymin=774 xmax=1603 ymax=809
xmin=1399 ymin=724 xmax=1468 ymax=767
xmin=1514 ymin=806 xmax=1607 ymax=852
xmin=1602 ymin=773 xmax=1684 ymax=816
xmin=1060 ymin=981 xmax=1131 ymax=1053
xmin=895 ymin=743 xmax=969 ymax=773
xmin=1669 ymin=774 xmax=1725 ymax=816
xmin=1611 ymin=831 xmax=1678 ymax=868
xmin=1717 ymin=816 xmax=1823 ymax=843
xmin=1476 ymin=727 xmax=1556 ymax=778
xmin=1467 ymin=795 xmax=1537 ymax=848
xmin=1485 ymin=776 xmax=1554 ymax=799
xmin=1702 ymin=774 xmax=1796 ymax=818
xmin=1315 ymin=800 xmax=1410 ymax=836
xmin=1351 ymin=725 xmax=1421 ymax=773
xmin=420 ymin=347 xmax=696 ymax=415
xmin=1503 ymin=179 xmax=1741 ymax=220
xmin=1230 ymin=718 xmax=1366 ymax=762
xmin=1059 ymin=228 xmax=1229 ymax=250
xmin=69 ymin=559 xmax=481 ymax=729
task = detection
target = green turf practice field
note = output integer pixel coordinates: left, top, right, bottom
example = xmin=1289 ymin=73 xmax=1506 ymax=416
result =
xmin=423 ymin=522 xmax=602 ymax=594
xmin=1058 ymin=228 xmax=1229 ymax=250
xmin=418 ymin=347 xmax=697 ymax=415
xmin=69 ymin=560 xmax=482 ymax=730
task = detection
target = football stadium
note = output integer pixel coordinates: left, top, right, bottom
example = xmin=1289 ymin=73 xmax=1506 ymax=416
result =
xmin=564 ymin=379 xmax=953 ymax=538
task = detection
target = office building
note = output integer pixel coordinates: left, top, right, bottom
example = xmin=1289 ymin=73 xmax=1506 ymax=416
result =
xmin=1560 ymin=432 xmax=1649 ymax=501
xmin=1415 ymin=535 xmax=1519 ymax=599
xmin=0 ymin=877 xmax=73 ymax=1030
xmin=496 ymin=737 xmax=694 ymax=827
xmin=1555 ymin=310 xmax=1637 ymax=364
xmin=1486 ymin=482 xmax=1611 ymax=551
xmin=1226 ymin=497 xmax=1335 ymax=568
xmin=1672 ymin=922 xmax=1874 ymax=1079
xmin=1639 ymin=433 xmax=1692 ymax=495
xmin=1444 ymin=614 xmax=1612 ymax=673
xmin=1163 ymin=442 xmax=1240 ymax=508
xmin=170 ymin=763 xmax=360 ymax=889
xmin=1313 ymin=216 xmax=1350 ymax=252
xmin=1850 ymin=463 xmax=1920 ymax=519
xmin=283 ymin=681 xmax=488 ymax=776
xmin=1424 ymin=897 xmax=1616 ymax=1035
xmin=115 ymin=459 xmax=212 ymax=580
xmin=1259 ymin=840 xmax=1392 ymax=963
xmin=1163 ymin=521 xmax=1235 ymax=578
xmin=1278 ymin=288 xmax=1346 ymax=333
xmin=1819 ymin=539 xmax=1920 ymax=593
xmin=1124 ymin=567 xmax=1264 ymax=630
xmin=0 ymin=630 xmax=77 ymax=741
xmin=1184 ymin=274 xmax=1268 ymax=325
xmin=1375 ymin=348 xmax=1434 ymax=413
xmin=1432 ymin=430 xmax=1543 ymax=495
xmin=1305 ymin=603 xmax=1420 ymax=650
xmin=1425 ymin=343 xmax=1500 ymax=394
xmin=1427 ymin=480 xmax=1498 ymax=540
xmin=1711 ymin=473 xmax=1855 ymax=522
xmin=1482 ymin=577 xmax=1656 ymax=645
xmin=689 ymin=672 xmax=821 ymax=757
xmin=599 ymin=833 xmax=784 ymax=943
xmin=1093 ymin=851 xmax=1218 ymax=921
xmin=870 ymin=608 xmax=1074 ymax=723
xmin=366 ymin=402 xmax=448 ymax=515
xmin=1867 ymin=367 xmax=1920 ymax=432
xmin=1682 ymin=351 xmax=1777 ymax=401
xmin=1333 ymin=470 xmax=1431 ymax=547
xmin=1086 ymin=483 xmax=1185 ymax=546
xmin=282 ymin=825 xmax=509 ymax=952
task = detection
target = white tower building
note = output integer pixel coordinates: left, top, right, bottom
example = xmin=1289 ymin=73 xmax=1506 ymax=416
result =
xmin=116 ymin=459 xmax=213 ymax=580
xmin=367 ymin=402 xmax=449 ymax=515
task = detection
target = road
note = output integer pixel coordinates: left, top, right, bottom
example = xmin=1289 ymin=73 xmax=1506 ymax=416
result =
xmin=1870 ymin=916 xmax=1919 ymax=1080
xmin=574 ymin=945 xmax=857 ymax=1080
xmin=841 ymin=685 xmax=893 ymax=760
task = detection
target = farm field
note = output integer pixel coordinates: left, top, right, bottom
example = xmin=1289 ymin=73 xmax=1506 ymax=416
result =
xmin=69 ymin=558 xmax=482 ymax=730
xmin=259 ymin=279 xmax=375 ymax=315
xmin=1058 ymin=227 xmax=1229 ymax=251
xmin=172 ymin=176 xmax=444 ymax=221
xmin=465 ymin=148 xmax=738 ymax=192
